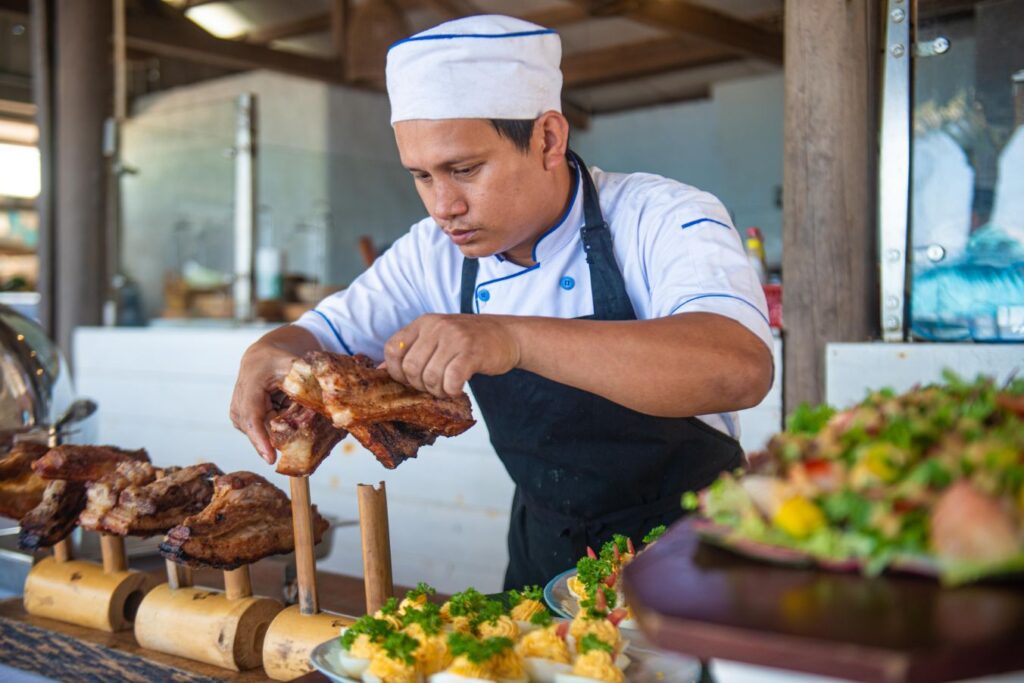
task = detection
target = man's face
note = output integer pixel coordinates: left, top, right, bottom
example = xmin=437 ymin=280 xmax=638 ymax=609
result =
xmin=394 ymin=119 xmax=550 ymax=263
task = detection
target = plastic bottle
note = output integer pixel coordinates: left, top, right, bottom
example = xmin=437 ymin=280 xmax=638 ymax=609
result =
xmin=745 ymin=227 xmax=768 ymax=285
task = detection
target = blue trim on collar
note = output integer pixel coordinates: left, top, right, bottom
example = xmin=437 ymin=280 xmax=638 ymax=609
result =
xmin=681 ymin=217 xmax=732 ymax=230
xmin=530 ymin=163 xmax=581 ymax=264
xmin=389 ymin=28 xmax=556 ymax=51
xmin=474 ymin=264 xmax=540 ymax=314
xmin=312 ymin=309 xmax=354 ymax=355
xmin=670 ymin=293 xmax=770 ymax=326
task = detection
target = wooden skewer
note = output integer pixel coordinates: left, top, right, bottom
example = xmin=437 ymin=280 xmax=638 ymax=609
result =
xmin=223 ymin=566 xmax=253 ymax=600
xmin=100 ymin=534 xmax=127 ymax=573
xmin=165 ymin=559 xmax=193 ymax=590
xmin=289 ymin=476 xmax=319 ymax=615
xmin=52 ymin=538 xmax=72 ymax=563
xmin=357 ymin=481 xmax=394 ymax=615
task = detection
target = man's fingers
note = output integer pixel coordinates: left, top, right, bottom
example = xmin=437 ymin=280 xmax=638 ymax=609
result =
xmin=234 ymin=387 xmax=276 ymax=465
xmin=401 ymin=335 xmax=441 ymax=394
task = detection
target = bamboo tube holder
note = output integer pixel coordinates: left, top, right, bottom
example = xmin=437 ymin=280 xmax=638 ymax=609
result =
xmin=262 ymin=476 xmax=353 ymax=681
xmin=23 ymin=532 xmax=157 ymax=632
xmin=134 ymin=563 xmax=283 ymax=672
xmin=358 ymin=481 xmax=394 ymax=614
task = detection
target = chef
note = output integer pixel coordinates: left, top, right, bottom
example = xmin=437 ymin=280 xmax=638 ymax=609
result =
xmin=231 ymin=15 xmax=773 ymax=588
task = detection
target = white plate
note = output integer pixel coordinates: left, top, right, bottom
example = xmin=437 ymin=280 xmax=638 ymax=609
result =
xmin=309 ymin=635 xmax=702 ymax=683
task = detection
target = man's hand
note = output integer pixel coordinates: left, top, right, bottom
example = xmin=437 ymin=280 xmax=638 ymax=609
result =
xmin=383 ymin=314 xmax=522 ymax=397
xmin=229 ymin=325 xmax=322 ymax=465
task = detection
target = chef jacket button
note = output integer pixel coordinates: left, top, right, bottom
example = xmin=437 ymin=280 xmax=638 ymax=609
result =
xmin=477 ymin=289 xmax=491 ymax=302
xmin=560 ymin=277 xmax=575 ymax=291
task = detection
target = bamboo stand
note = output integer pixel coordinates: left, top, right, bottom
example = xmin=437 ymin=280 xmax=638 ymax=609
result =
xmin=357 ymin=481 xmax=395 ymax=615
xmin=262 ymin=476 xmax=353 ymax=681
xmin=23 ymin=533 xmax=157 ymax=632
xmin=134 ymin=563 xmax=283 ymax=671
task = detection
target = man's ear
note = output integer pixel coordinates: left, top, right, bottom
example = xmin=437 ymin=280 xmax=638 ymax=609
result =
xmin=536 ymin=111 xmax=570 ymax=170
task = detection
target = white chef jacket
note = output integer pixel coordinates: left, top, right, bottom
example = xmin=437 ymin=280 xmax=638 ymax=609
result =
xmin=295 ymin=164 xmax=772 ymax=439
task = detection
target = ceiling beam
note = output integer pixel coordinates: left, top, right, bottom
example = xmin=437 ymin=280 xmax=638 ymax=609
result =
xmin=520 ymin=4 xmax=587 ymax=27
xmin=245 ymin=12 xmax=330 ymax=44
xmin=561 ymin=98 xmax=591 ymax=130
xmin=125 ymin=10 xmax=345 ymax=84
xmin=562 ymin=37 xmax=736 ymax=89
xmin=587 ymin=84 xmax=712 ymax=116
xmin=574 ymin=0 xmax=782 ymax=65
xmin=418 ymin=0 xmax=480 ymax=20
xmin=0 ymin=0 xmax=28 ymax=14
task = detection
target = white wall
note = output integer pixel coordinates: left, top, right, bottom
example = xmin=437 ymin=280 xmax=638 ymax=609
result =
xmin=574 ymin=73 xmax=784 ymax=267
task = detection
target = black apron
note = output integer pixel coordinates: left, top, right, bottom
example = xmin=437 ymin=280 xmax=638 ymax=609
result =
xmin=459 ymin=151 xmax=744 ymax=589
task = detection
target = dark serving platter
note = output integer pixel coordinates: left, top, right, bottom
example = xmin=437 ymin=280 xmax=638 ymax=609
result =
xmin=622 ymin=519 xmax=1024 ymax=683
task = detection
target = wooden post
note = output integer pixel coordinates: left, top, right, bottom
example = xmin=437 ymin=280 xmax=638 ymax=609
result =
xmin=357 ymin=481 xmax=394 ymax=615
xmin=52 ymin=0 xmax=113 ymax=357
xmin=31 ymin=0 xmax=57 ymax=336
xmin=782 ymin=0 xmax=880 ymax=408
xmin=289 ymin=476 xmax=319 ymax=615
xmin=52 ymin=538 xmax=72 ymax=562
xmin=165 ymin=559 xmax=193 ymax=590
xmin=223 ymin=566 xmax=253 ymax=600
xmin=100 ymin=534 xmax=127 ymax=573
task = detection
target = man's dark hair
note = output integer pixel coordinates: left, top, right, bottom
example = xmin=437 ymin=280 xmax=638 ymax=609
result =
xmin=489 ymin=119 xmax=536 ymax=153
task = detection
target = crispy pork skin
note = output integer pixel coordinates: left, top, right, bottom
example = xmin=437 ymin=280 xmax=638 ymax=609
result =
xmin=159 ymin=471 xmax=328 ymax=569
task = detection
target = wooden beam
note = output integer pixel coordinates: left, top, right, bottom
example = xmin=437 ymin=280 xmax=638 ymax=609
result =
xmin=561 ymin=98 xmax=591 ymax=130
xmin=0 ymin=0 xmax=28 ymax=14
xmin=125 ymin=11 xmax=344 ymax=83
xmin=521 ymin=4 xmax=587 ymax=27
xmin=628 ymin=1 xmax=782 ymax=64
xmin=562 ymin=37 xmax=736 ymax=88
xmin=587 ymin=85 xmax=711 ymax=115
xmin=245 ymin=12 xmax=331 ymax=44
xmin=330 ymin=0 xmax=348 ymax=63
xmin=782 ymin=0 xmax=880 ymax=408
xmin=572 ymin=0 xmax=782 ymax=65
xmin=418 ymin=0 xmax=479 ymax=20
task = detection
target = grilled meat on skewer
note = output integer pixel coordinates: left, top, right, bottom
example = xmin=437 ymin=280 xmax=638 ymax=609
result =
xmin=102 ymin=462 xmax=221 ymax=536
xmin=267 ymin=399 xmax=344 ymax=477
xmin=160 ymin=471 xmax=329 ymax=569
xmin=33 ymin=445 xmax=149 ymax=481
xmin=18 ymin=480 xmax=87 ymax=549
xmin=276 ymin=351 xmax=475 ymax=472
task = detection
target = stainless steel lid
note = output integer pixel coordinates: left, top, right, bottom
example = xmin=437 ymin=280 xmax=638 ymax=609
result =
xmin=0 ymin=305 xmax=76 ymax=448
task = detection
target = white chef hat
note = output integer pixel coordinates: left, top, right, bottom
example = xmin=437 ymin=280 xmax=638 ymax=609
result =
xmin=386 ymin=15 xmax=562 ymax=124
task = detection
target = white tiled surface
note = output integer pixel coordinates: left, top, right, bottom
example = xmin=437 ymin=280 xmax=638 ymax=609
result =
xmin=73 ymin=326 xmax=782 ymax=594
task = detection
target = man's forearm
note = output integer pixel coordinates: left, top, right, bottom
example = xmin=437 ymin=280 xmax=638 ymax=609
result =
xmin=257 ymin=324 xmax=324 ymax=356
xmin=506 ymin=312 xmax=772 ymax=417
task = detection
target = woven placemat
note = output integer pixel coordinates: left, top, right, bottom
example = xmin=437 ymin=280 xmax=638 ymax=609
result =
xmin=0 ymin=615 xmax=220 ymax=683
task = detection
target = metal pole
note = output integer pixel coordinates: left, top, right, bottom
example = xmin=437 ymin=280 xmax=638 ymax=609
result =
xmin=233 ymin=93 xmax=257 ymax=322
xmin=877 ymin=0 xmax=912 ymax=341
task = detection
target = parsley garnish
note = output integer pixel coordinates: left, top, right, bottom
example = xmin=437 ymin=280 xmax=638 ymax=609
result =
xmin=579 ymin=634 xmax=614 ymax=655
xmin=381 ymin=631 xmax=419 ymax=667
xmin=340 ymin=616 xmax=392 ymax=650
xmin=447 ymin=633 xmax=514 ymax=664
xmin=406 ymin=582 xmax=436 ymax=601
xmin=529 ymin=610 xmax=553 ymax=627
xmin=643 ymin=525 xmax=667 ymax=544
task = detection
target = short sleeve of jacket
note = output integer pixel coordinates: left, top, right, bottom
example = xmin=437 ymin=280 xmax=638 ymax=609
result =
xmin=639 ymin=181 xmax=773 ymax=352
xmin=293 ymin=220 xmax=453 ymax=360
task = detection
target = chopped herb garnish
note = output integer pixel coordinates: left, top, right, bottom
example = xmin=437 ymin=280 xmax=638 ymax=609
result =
xmin=447 ymin=587 xmax=489 ymax=617
xmin=381 ymin=631 xmax=419 ymax=666
xmin=340 ymin=616 xmax=392 ymax=650
xmin=579 ymin=634 xmax=614 ymax=655
xmin=447 ymin=633 xmax=514 ymax=664
xmin=406 ymin=582 xmax=436 ymax=601
xmin=529 ymin=610 xmax=553 ymax=627
xmin=643 ymin=525 xmax=667 ymax=544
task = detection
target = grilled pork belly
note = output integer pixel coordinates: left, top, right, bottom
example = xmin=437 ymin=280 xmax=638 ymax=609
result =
xmin=278 ymin=351 xmax=475 ymax=472
xmin=103 ymin=462 xmax=221 ymax=536
xmin=18 ymin=480 xmax=87 ymax=549
xmin=160 ymin=471 xmax=329 ymax=569
xmin=267 ymin=399 xmax=344 ymax=477
xmin=0 ymin=442 xmax=50 ymax=520
xmin=79 ymin=460 xmax=161 ymax=531
xmin=33 ymin=444 xmax=150 ymax=481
